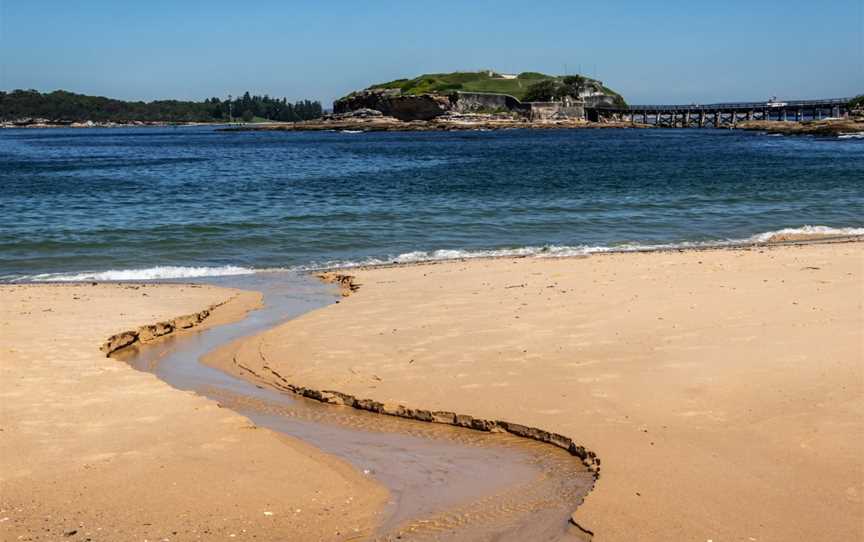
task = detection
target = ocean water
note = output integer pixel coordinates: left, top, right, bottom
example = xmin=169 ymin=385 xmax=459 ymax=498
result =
xmin=0 ymin=126 xmax=861 ymax=282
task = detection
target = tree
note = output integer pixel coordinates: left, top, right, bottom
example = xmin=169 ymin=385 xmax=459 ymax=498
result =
xmin=522 ymin=80 xmax=558 ymax=102
xmin=561 ymin=75 xmax=586 ymax=98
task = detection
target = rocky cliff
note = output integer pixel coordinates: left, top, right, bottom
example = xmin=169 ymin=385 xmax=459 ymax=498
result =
xmin=333 ymin=89 xmax=453 ymax=121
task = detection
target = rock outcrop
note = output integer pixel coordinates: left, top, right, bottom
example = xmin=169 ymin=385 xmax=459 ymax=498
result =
xmin=333 ymin=89 xmax=453 ymax=121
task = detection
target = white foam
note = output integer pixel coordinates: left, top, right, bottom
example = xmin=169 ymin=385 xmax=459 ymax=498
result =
xmin=307 ymin=225 xmax=864 ymax=270
xmin=748 ymin=225 xmax=864 ymax=243
xmin=302 ymin=242 xmax=711 ymax=270
xmin=12 ymin=225 xmax=863 ymax=282
xmin=27 ymin=265 xmax=257 ymax=282
xmin=838 ymin=132 xmax=864 ymax=139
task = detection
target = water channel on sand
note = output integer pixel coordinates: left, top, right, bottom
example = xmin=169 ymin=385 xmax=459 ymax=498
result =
xmin=115 ymin=272 xmax=594 ymax=541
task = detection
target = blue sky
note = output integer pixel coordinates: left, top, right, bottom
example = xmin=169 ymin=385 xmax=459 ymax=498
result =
xmin=1 ymin=1 xmax=861 ymax=106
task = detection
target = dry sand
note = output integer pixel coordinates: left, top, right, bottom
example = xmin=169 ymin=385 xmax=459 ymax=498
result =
xmin=227 ymin=241 xmax=864 ymax=541
xmin=0 ymin=283 xmax=386 ymax=541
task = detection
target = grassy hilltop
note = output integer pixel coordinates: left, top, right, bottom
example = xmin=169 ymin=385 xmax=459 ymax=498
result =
xmin=366 ymin=71 xmax=625 ymax=104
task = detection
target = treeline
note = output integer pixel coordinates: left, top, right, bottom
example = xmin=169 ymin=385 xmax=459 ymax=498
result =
xmin=0 ymin=89 xmax=323 ymax=123
xmin=208 ymin=92 xmax=323 ymax=122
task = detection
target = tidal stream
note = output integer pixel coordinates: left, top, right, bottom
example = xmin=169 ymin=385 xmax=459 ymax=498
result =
xmin=115 ymin=271 xmax=594 ymax=541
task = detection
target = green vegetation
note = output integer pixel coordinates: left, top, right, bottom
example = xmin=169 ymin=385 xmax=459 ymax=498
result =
xmin=0 ymin=90 xmax=323 ymax=123
xmin=600 ymin=85 xmax=627 ymax=108
xmin=367 ymin=71 xmax=564 ymax=101
xmin=363 ymin=70 xmax=625 ymax=106
xmin=515 ymin=72 xmax=549 ymax=80
xmin=848 ymin=95 xmax=864 ymax=109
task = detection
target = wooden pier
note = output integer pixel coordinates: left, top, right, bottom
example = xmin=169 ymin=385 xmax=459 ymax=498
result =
xmin=588 ymin=98 xmax=852 ymax=127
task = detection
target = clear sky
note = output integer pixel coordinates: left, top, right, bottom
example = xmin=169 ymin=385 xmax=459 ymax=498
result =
xmin=1 ymin=0 xmax=861 ymax=106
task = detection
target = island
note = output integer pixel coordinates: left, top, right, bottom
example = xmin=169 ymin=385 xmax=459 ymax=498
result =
xmin=224 ymin=70 xmax=637 ymax=132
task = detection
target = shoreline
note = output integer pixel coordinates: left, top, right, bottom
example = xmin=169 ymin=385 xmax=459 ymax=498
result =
xmin=9 ymin=231 xmax=863 ymax=285
xmin=0 ymin=121 xmax=230 ymax=129
xmin=737 ymin=117 xmax=864 ymax=136
xmin=219 ymin=240 xmax=864 ymax=540
xmin=218 ymin=117 xmax=647 ymax=133
xmin=218 ymin=116 xmax=864 ymax=135
xmin=311 ymin=234 xmax=864 ymax=275
xmin=5 ymin=117 xmax=862 ymax=135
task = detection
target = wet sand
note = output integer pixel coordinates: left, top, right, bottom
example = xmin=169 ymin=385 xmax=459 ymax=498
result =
xmin=0 ymin=283 xmax=387 ymax=541
xmin=223 ymin=241 xmax=864 ymax=541
xmin=115 ymin=274 xmax=595 ymax=541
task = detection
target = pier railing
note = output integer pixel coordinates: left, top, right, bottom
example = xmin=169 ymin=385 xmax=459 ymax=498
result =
xmin=592 ymin=98 xmax=852 ymax=113
xmin=586 ymin=97 xmax=854 ymax=127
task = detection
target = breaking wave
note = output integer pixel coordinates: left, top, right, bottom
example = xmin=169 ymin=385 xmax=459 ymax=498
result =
xmin=303 ymin=225 xmax=864 ymax=270
xmin=10 ymin=226 xmax=862 ymax=282
xmin=25 ymin=265 xmax=257 ymax=282
xmin=749 ymin=225 xmax=864 ymax=243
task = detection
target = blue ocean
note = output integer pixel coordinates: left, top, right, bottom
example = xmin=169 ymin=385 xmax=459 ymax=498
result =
xmin=1 ymin=126 xmax=862 ymax=282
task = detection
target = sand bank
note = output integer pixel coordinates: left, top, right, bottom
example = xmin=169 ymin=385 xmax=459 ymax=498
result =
xmin=0 ymin=283 xmax=386 ymax=541
xmin=224 ymin=241 xmax=864 ymax=541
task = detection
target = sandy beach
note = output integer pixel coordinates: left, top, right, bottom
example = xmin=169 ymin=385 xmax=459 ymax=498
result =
xmin=0 ymin=283 xmax=386 ymax=541
xmin=218 ymin=241 xmax=864 ymax=541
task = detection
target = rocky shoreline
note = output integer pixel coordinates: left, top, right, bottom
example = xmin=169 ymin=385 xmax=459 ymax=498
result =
xmin=9 ymin=115 xmax=861 ymax=135
xmin=0 ymin=118 xmax=223 ymax=129
xmin=219 ymin=112 xmax=649 ymax=133
xmin=737 ymin=118 xmax=864 ymax=136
